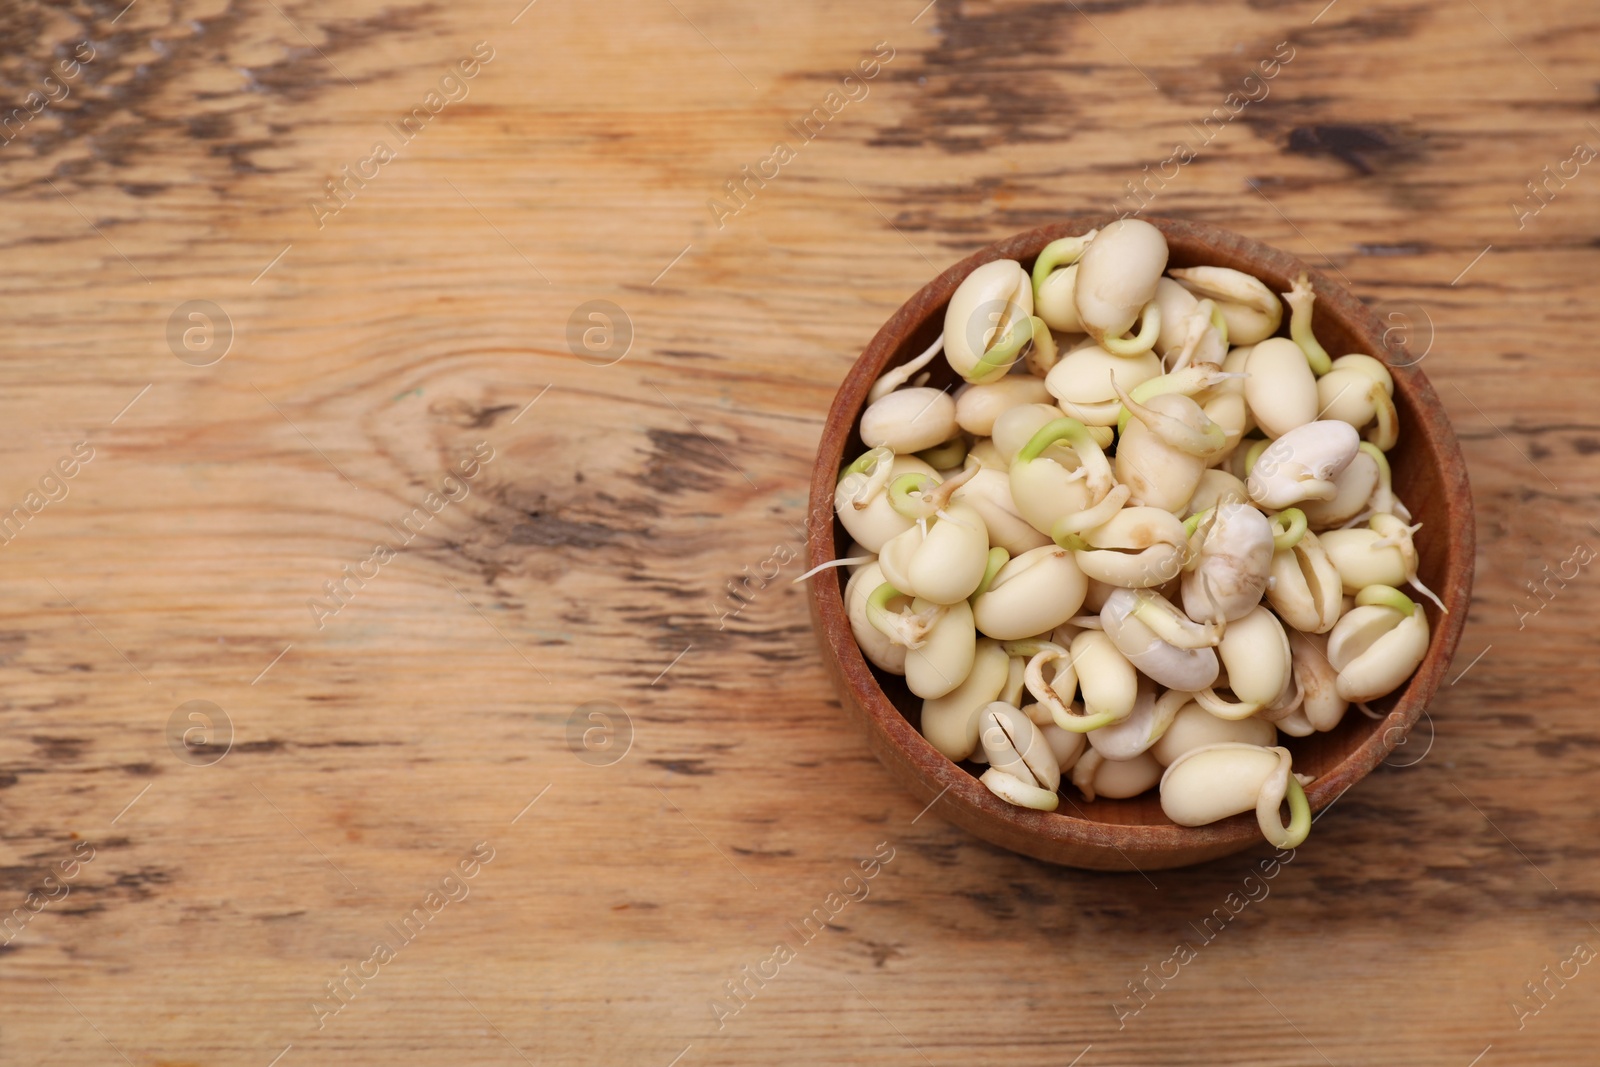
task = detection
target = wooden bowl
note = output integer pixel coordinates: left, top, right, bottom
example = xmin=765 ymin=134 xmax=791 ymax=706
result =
xmin=805 ymin=217 xmax=1474 ymax=871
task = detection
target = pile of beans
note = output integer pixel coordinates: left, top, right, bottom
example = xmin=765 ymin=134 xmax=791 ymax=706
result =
xmin=826 ymin=220 xmax=1440 ymax=847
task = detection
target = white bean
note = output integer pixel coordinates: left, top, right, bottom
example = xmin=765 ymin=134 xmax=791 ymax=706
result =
xmin=1074 ymin=219 xmax=1169 ymax=342
xmin=944 ymin=259 xmax=1034 ymax=383
xmin=860 ymin=387 xmax=958 ymax=453
xmin=1244 ymin=337 xmax=1319 ymax=438
xmin=920 ymin=638 xmax=1009 ymax=761
xmin=1151 ymin=702 xmax=1275 ymax=765
xmin=972 ymin=545 xmax=1088 ymax=640
xmin=955 ymin=376 xmax=1054 ymax=436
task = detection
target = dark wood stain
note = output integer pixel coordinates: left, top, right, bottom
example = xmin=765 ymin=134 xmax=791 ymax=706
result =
xmin=30 ymin=735 xmax=87 ymax=761
xmin=507 ymin=512 xmax=624 ymax=549
xmin=645 ymin=428 xmax=738 ymax=495
xmin=858 ymin=938 xmax=905 ymax=967
xmin=871 ymin=2 xmax=1079 ymax=155
xmin=648 ymin=758 xmax=714 ymax=776
xmin=1284 ymin=123 xmax=1422 ymax=174
xmin=0 ymin=0 xmax=443 ymax=190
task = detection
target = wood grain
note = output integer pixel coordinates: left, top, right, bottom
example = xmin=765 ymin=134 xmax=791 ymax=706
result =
xmin=0 ymin=0 xmax=1596 ymax=1064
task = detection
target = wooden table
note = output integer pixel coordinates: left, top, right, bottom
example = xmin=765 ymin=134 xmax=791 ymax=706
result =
xmin=2 ymin=1 xmax=1595 ymax=1063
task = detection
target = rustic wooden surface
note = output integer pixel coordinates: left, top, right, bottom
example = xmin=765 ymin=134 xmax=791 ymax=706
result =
xmin=0 ymin=1 xmax=1596 ymax=1064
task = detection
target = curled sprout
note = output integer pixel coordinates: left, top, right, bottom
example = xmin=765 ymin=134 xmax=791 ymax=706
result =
xmin=1355 ymin=583 xmax=1413 ymax=616
xmin=1032 ymin=232 xmax=1097 ymax=337
xmin=1270 ymin=508 xmax=1307 ymax=551
xmin=972 ymin=314 xmax=1041 ymax=381
xmin=887 ymin=472 xmax=935 ymax=519
xmin=1017 ymin=417 xmax=1116 ymax=502
xmin=887 ymin=464 xmax=977 ymax=520
xmin=1025 ymin=645 xmax=1117 ymax=732
xmin=865 ymin=581 xmax=947 ymax=649
xmin=1367 ymin=381 xmax=1399 ymax=452
xmin=1159 ymin=743 xmax=1311 ymax=848
xmin=868 ymin=333 xmax=945 ymax=404
xmin=1274 ymin=775 xmax=1311 ymax=847
xmin=1031 ymin=233 xmax=1096 ymax=292
xmin=1022 ymin=644 xmax=1074 ymax=721
xmin=1194 ymin=686 xmax=1261 ymax=721
xmin=1283 ymin=271 xmax=1332 ymax=375
xmin=1022 ymin=644 xmax=1074 ymax=724
xmin=837 ymin=450 xmax=943 ymax=554
xmin=1273 ymin=771 xmax=1312 ymax=844
xmin=1101 ymin=300 xmax=1161 ymax=356
xmin=838 ymin=447 xmax=896 ymax=510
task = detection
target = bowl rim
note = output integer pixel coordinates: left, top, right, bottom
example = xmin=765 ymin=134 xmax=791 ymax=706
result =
xmin=805 ymin=216 xmax=1475 ymax=865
